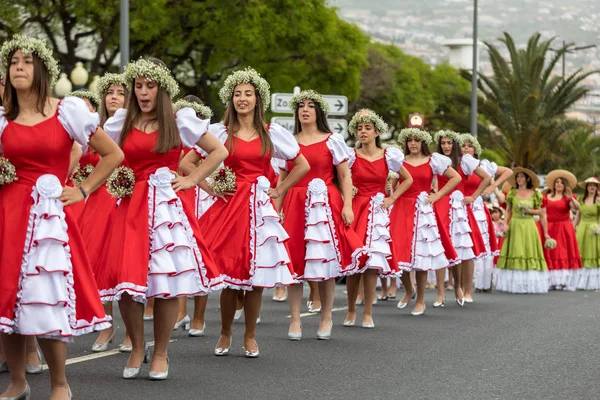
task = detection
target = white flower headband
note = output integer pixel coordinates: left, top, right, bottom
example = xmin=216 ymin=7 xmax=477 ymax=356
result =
xmin=348 ymin=109 xmax=389 ymax=135
xmin=433 ymin=130 xmax=460 ymax=145
xmin=124 ymin=58 xmax=179 ymax=98
xmin=0 ymin=34 xmax=60 ymax=88
xmin=96 ymin=73 xmax=127 ymax=97
xmin=397 ymin=128 xmax=432 ymax=147
xmin=459 ymin=133 xmax=483 ymax=156
xmin=218 ymin=67 xmax=270 ymax=109
xmin=289 ymin=90 xmax=330 ymax=115
xmin=173 ymin=99 xmax=213 ymax=119
xmin=68 ymin=90 xmax=100 ymax=108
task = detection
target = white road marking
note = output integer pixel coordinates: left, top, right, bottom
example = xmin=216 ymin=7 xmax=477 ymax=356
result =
xmin=289 ymin=306 xmax=348 ymax=318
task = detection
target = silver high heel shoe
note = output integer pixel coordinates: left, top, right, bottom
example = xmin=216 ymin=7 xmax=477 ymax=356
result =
xmin=149 ymin=357 xmax=169 ymax=380
xmin=122 ymin=343 xmax=150 ymax=379
xmin=244 ymin=341 xmax=259 ymax=358
xmin=214 ymin=337 xmax=232 ymax=356
xmin=189 ymin=323 xmax=206 ymax=337
xmin=25 ymin=346 xmax=43 ymax=375
xmin=411 ymin=305 xmax=426 ymax=316
xmin=433 ymin=297 xmax=446 ymax=308
xmin=288 ymin=323 xmax=302 ymax=341
xmin=316 ymin=321 xmax=333 ymax=340
xmin=397 ymin=292 xmax=416 ymax=309
xmin=92 ymin=330 xmax=116 ymax=353
xmin=0 ymin=383 xmax=30 ymax=400
xmin=118 ymin=343 xmax=133 ymax=353
xmin=173 ymin=315 xmax=190 ymax=331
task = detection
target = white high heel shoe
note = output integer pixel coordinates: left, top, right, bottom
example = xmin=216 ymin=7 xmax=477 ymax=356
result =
xmin=316 ymin=321 xmax=333 ymax=340
xmin=173 ymin=315 xmax=191 ymax=331
xmin=411 ymin=305 xmax=426 ymax=316
xmin=189 ymin=323 xmax=206 ymax=337
xmin=397 ymin=292 xmax=416 ymax=309
xmin=234 ymin=308 xmax=243 ymax=320
xmin=149 ymin=357 xmax=169 ymax=380
xmin=122 ymin=343 xmax=150 ymax=379
xmin=244 ymin=341 xmax=259 ymax=358
xmin=214 ymin=337 xmax=232 ymax=356
xmin=92 ymin=330 xmax=116 ymax=352
xmin=25 ymin=346 xmax=43 ymax=375
xmin=0 ymin=383 xmax=30 ymax=400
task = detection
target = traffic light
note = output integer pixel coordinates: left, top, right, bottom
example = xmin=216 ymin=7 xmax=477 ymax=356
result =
xmin=409 ymin=113 xmax=424 ymax=128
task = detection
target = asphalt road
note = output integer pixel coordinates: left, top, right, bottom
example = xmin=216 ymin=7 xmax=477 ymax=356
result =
xmin=1 ymin=286 xmax=599 ymax=400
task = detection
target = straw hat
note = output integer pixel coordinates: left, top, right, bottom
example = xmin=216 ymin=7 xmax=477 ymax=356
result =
xmin=508 ymin=167 xmax=540 ymax=190
xmin=545 ymin=169 xmax=577 ymax=191
xmin=578 ymin=177 xmax=600 ymax=190
xmin=501 ymin=181 xmax=512 ymax=193
xmin=487 ymin=203 xmax=505 ymax=216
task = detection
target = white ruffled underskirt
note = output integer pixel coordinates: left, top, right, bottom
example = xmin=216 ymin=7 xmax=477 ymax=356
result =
xmin=472 ymin=197 xmax=499 ymax=257
xmin=449 ymin=191 xmax=476 ymax=261
xmin=494 ymin=269 xmax=549 ymax=294
xmin=3 ymin=175 xmax=112 ymax=341
xmin=576 ymin=268 xmax=600 ymax=290
xmin=474 ymin=256 xmax=494 ymax=290
xmin=547 ymin=269 xmax=580 ymax=291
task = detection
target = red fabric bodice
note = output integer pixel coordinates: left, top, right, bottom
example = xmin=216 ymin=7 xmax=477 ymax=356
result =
xmin=225 ymin=137 xmax=273 ymax=184
xmin=401 ymin=159 xmax=434 ymax=198
xmin=464 ymin=172 xmax=482 ymax=196
xmin=351 ymin=154 xmax=388 ymax=197
xmin=543 ymin=195 xmax=571 ymax=223
xmin=288 ymin=138 xmax=334 ymax=187
xmin=122 ymin=128 xmax=182 ymax=181
xmin=438 ymin=163 xmax=466 ymax=192
xmin=79 ymin=149 xmax=101 ymax=167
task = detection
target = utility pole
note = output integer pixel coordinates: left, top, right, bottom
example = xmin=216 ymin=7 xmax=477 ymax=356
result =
xmin=120 ymin=0 xmax=129 ymax=72
xmin=470 ymin=0 xmax=478 ymax=136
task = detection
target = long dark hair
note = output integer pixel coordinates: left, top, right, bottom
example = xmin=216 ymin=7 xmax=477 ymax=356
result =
xmin=119 ymin=58 xmax=180 ymax=153
xmin=550 ymin=177 xmax=567 ymax=197
xmin=516 ymin=172 xmax=534 ymax=189
xmin=222 ymin=84 xmax=273 ymax=157
xmin=3 ymin=51 xmax=51 ymax=120
xmin=436 ymin=137 xmax=461 ymax=170
xmin=404 ymin=138 xmax=431 ymax=156
xmin=293 ymin=100 xmax=331 ymax=135
xmin=583 ymin=184 xmax=599 ymax=205
xmin=99 ymin=83 xmax=128 ymax=126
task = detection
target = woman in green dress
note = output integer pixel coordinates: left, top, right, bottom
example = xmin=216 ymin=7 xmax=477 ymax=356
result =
xmin=575 ymin=177 xmax=600 ymax=290
xmin=495 ymin=168 xmax=549 ymax=293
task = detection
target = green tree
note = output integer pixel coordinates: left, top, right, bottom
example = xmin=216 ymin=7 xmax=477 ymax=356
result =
xmin=455 ymin=32 xmax=599 ymax=171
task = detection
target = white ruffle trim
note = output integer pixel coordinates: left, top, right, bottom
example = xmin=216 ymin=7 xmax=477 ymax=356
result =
xmin=399 ymin=192 xmax=449 ymax=272
xmin=494 ymin=269 xmax=549 ymax=293
xmin=449 ymin=191 xmax=475 ymax=261
xmin=195 ymin=186 xmax=217 ymax=219
xmin=576 ymin=268 xmax=600 ymax=290
xmin=147 ymin=167 xmax=225 ymax=299
xmin=548 ymin=269 xmax=579 ymax=291
xmin=5 ymin=175 xmax=111 ymax=340
xmin=99 ymin=282 xmax=148 ymax=304
xmin=361 ymin=193 xmax=399 ymax=277
xmin=472 ymin=197 xmax=498 ymax=256
xmin=474 ymin=256 xmax=494 ymax=290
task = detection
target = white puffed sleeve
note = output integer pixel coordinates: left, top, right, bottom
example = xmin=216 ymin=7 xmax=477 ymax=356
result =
xmin=480 ymin=159 xmax=498 ymax=178
xmin=103 ymin=108 xmax=127 ymax=143
xmin=271 ymin=158 xmax=287 ymax=175
xmin=430 ymin=152 xmax=452 ymax=175
xmin=385 ymin=147 xmax=405 ymax=173
xmin=58 ymin=97 xmax=100 ymax=147
xmin=460 ymin=154 xmax=481 ymax=176
xmin=269 ymin=123 xmax=300 ymax=161
xmin=326 ymin=133 xmax=350 ymax=166
xmin=195 ymin=123 xmax=228 ymax=158
xmin=176 ymin=107 xmax=210 ymax=148
xmin=347 ymin=149 xmax=357 ymax=169
xmin=0 ymin=107 xmax=7 ymax=153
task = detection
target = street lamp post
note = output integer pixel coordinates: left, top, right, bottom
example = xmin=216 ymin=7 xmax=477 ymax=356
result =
xmin=120 ymin=0 xmax=129 ymax=72
xmin=470 ymin=0 xmax=478 ymax=136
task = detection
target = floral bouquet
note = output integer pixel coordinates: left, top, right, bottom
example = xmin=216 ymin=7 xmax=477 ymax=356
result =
xmin=71 ymin=164 xmax=94 ymax=186
xmin=107 ymin=166 xmax=135 ymax=198
xmin=352 ymin=186 xmax=358 ymax=198
xmin=519 ymin=204 xmax=531 ymax=218
xmin=208 ymin=166 xmax=236 ymax=193
xmin=0 ymin=157 xmax=17 ymax=185
xmin=590 ymin=223 xmax=600 ymax=236
xmin=544 ymin=238 xmax=557 ymax=250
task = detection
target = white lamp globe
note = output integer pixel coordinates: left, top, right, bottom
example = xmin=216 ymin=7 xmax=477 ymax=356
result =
xmin=55 ymin=73 xmax=73 ymax=97
xmin=88 ymin=75 xmax=100 ymax=94
xmin=70 ymin=62 xmax=89 ymax=87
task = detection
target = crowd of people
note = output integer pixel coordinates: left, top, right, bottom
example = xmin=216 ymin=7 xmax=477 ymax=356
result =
xmin=0 ymin=34 xmax=597 ymax=400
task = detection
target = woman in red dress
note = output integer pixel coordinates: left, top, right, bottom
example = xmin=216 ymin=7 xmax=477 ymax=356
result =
xmin=96 ymin=58 xmax=228 ymax=380
xmin=389 ymin=129 xmax=461 ymax=315
xmin=541 ymin=170 xmax=582 ymax=290
xmin=277 ymin=90 xmax=365 ymax=340
xmin=344 ymin=109 xmax=413 ymax=328
xmin=80 ymin=73 xmax=132 ymax=353
xmin=0 ymin=35 xmax=123 ymax=400
xmin=432 ymin=130 xmax=490 ymax=307
xmin=195 ymin=68 xmax=309 ymax=356
xmin=460 ymin=134 xmax=513 ymax=300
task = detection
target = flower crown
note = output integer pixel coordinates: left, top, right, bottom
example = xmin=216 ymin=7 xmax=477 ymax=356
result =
xmin=96 ymin=73 xmax=127 ymax=97
xmin=218 ymin=67 xmax=270 ymax=109
xmin=173 ymin=99 xmax=213 ymax=119
xmin=0 ymin=34 xmax=60 ymax=88
xmin=289 ymin=90 xmax=330 ymax=115
xmin=433 ymin=130 xmax=460 ymax=145
xmin=68 ymin=90 xmax=100 ymax=108
xmin=397 ymin=128 xmax=432 ymax=147
xmin=124 ymin=58 xmax=179 ymax=98
xmin=348 ymin=109 xmax=389 ymax=135
xmin=458 ymin=133 xmax=482 ymax=155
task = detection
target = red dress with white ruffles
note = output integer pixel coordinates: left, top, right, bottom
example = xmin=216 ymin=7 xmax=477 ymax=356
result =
xmin=198 ymin=123 xmax=299 ymax=290
xmin=434 ymin=154 xmax=486 ymax=264
xmin=389 ymin=154 xmax=453 ymax=272
xmin=0 ymin=98 xmax=111 ymax=341
xmin=348 ymin=147 xmax=403 ymax=277
xmin=541 ymin=195 xmax=582 ymax=289
xmin=281 ymin=134 xmax=366 ymax=281
xmin=95 ymin=108 xmax=223 ymax=303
